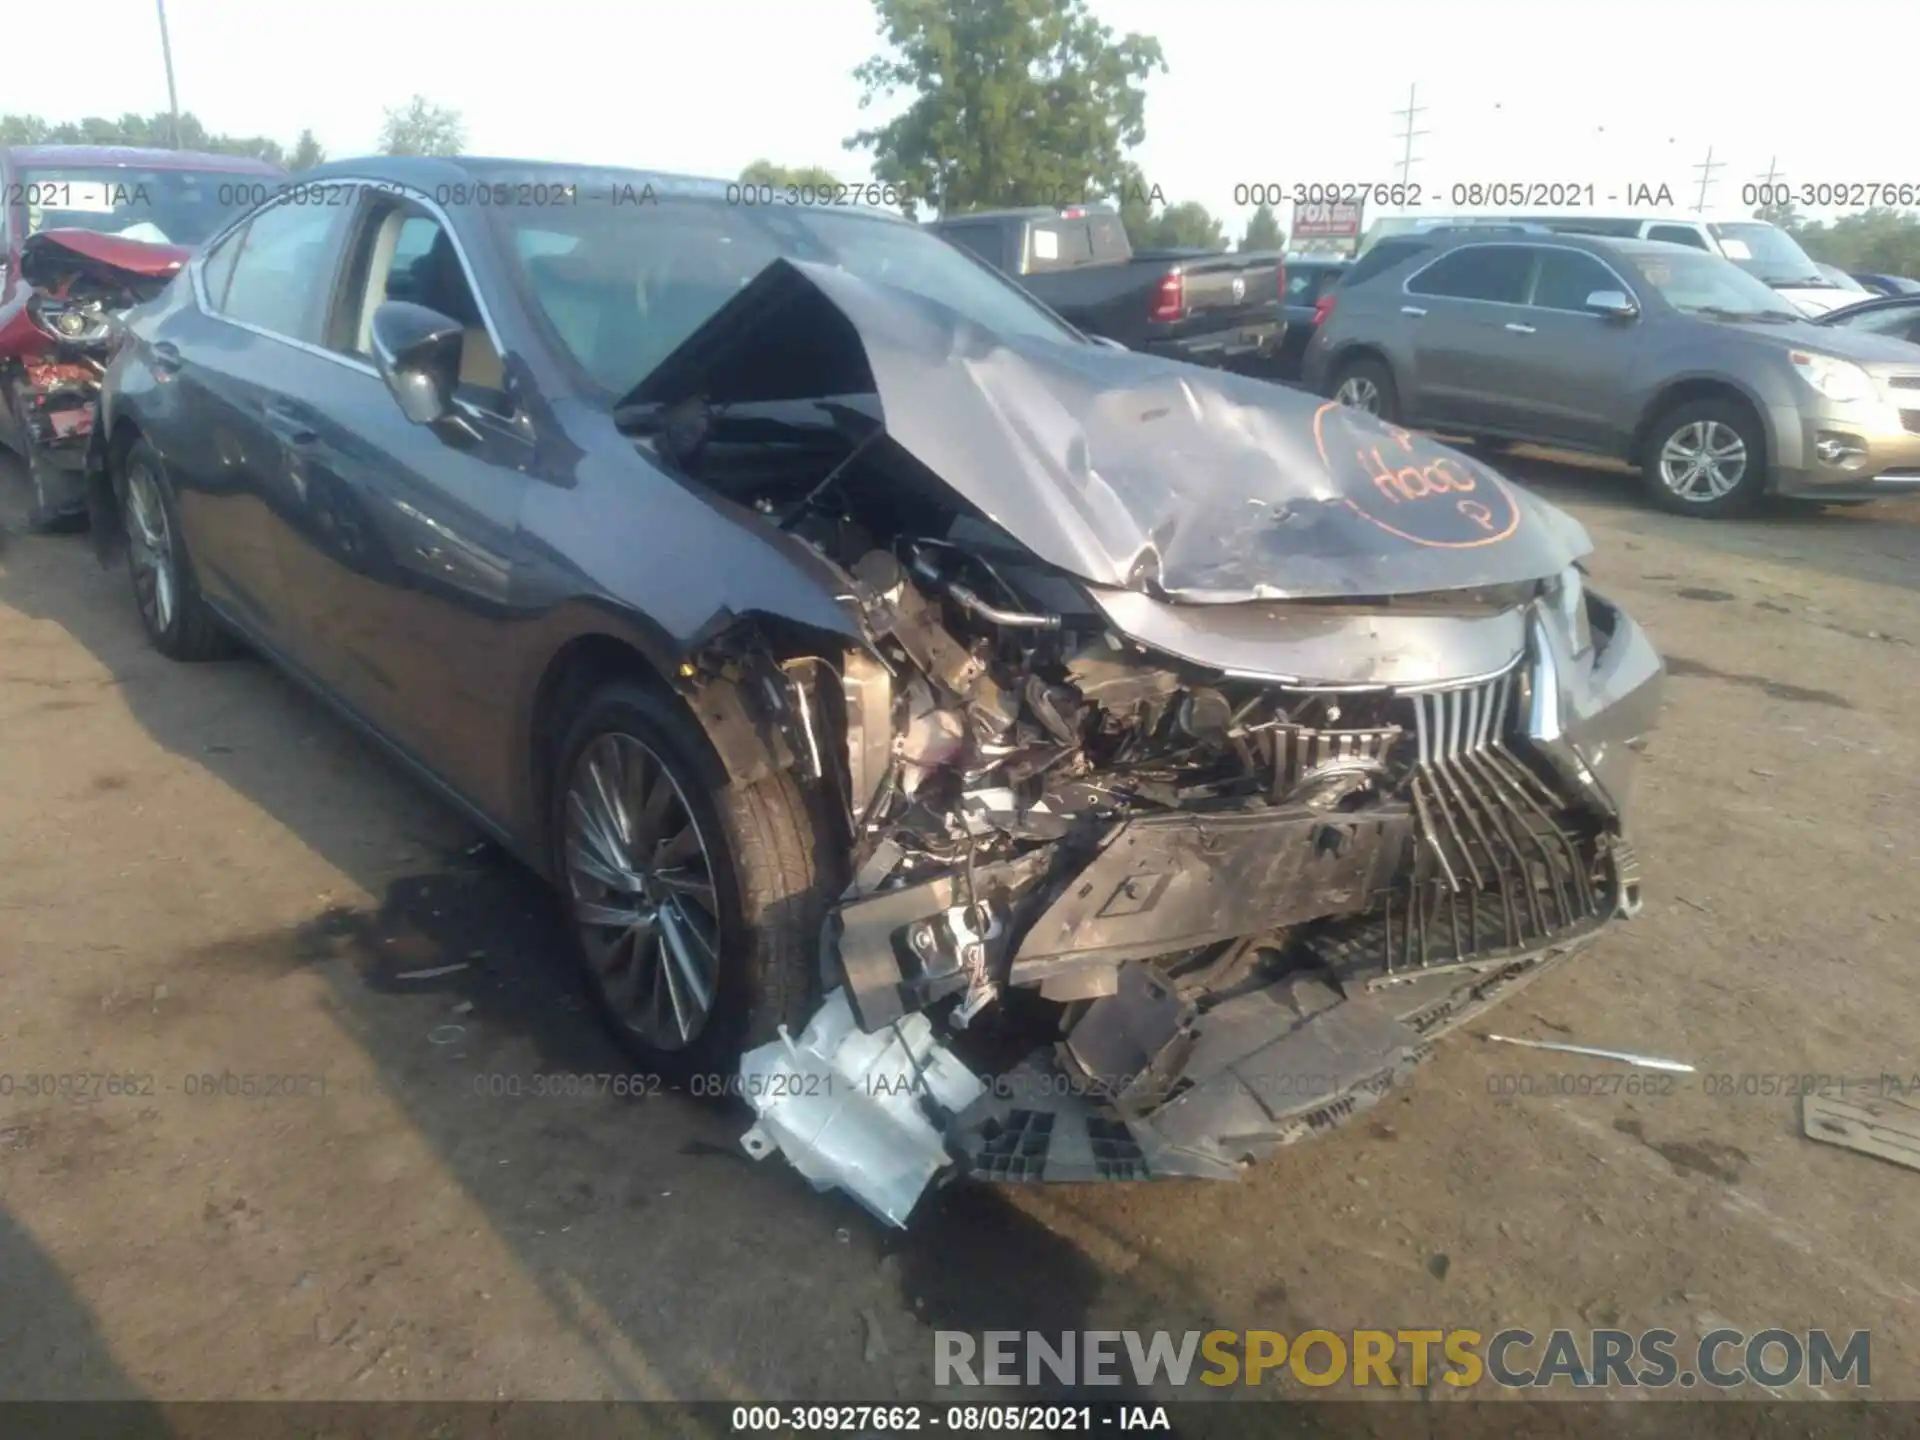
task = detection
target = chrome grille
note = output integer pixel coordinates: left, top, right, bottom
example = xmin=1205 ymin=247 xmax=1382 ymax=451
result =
xmin=1381 ymin=668 xmax=1603 ymax=975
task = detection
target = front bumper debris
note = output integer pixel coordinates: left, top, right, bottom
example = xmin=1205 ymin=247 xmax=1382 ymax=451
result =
xmin=738 ymin=988 xmax=985 ymax=1228
xmin=731 ymin=591 xmax=1661 ymax=1223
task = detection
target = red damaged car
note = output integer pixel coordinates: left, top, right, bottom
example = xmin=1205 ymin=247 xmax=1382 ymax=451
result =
xmin=0 ymin=144 xmax=286 ymax=528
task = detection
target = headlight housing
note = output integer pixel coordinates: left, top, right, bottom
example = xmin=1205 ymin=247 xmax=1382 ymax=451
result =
xmin=1546 ymin=564 xmax=1593 ymax=660
xmin=1789 ymin=350 xmax=1875 ymax=403
xmin=26 ymin=292 xmax=115 ymax=346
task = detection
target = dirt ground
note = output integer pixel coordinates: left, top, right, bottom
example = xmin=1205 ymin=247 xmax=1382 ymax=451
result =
xmin=2 ymin=447 xmax=1917 ymax=1406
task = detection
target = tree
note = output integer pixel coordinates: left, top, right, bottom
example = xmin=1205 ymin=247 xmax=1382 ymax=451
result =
xmin=739 ymin=159 xmax=841 ymax=191
xmin=1137 ymin=200 xmax=1226 ymax=251
xmin=1241 ymin=203 xmax=1283 ymax=252
xmin=378 ymin=96 xmax=465 ymax=157
xmin=289 ymin=128 xmax=327 ymax=172
xmin=1752 ymin=194 xmax=1803 ymax=231
xmin=0 ymin=110 xmax=286 ymax=163
xmin=847 ymin=0 xmax=1165 ymax=218
xmin=1792 ymin=207 xmax=1920 ymax=277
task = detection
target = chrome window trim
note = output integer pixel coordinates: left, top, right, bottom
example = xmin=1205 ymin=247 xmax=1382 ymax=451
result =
xmin=1400 ymin=241 xmax=1640 ymax=318
xmin=188 ymin=178 xmax=513 ymax=416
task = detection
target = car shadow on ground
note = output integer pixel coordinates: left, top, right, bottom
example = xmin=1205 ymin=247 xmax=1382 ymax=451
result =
xmin=0 ymin=467 xmax=1243 ymax=1404
xmin=0 ymin=1204 xmax=157 ymax=1409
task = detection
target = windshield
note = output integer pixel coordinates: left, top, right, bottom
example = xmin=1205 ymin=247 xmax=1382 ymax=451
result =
xmin=486 ymin=183 xmax=1083 ymax=396
xmin=19 ymin=167 xmax=263 ymax=248
xmin=1707 ymin=221 xmax=1823 ymax=285
xmin=1623 ymin=249 xmax=1804 ymax=321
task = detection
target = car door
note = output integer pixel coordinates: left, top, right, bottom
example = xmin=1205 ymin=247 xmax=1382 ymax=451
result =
xmin=1398 ymin=243 xmax=1537 ymax=429
xmin=148 ymin=196 xmax=355 ymax=640
xmin=1484 ymin=246 xmax=1646 ymax=449
xmin=268 ymin=186 xmax=535 ymax=813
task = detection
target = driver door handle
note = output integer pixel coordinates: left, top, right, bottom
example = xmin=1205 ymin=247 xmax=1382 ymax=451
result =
xmin=1400 ymin=305 xmax=1427 ymax=317
xmin=1504 ymin=322 xmax=1537 ymax=334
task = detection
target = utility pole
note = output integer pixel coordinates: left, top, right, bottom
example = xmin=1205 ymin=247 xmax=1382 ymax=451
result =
xmin=1392 ymin=83 xmax=1427 ymax=198
xmin=156 ymin=0 xmax=182 ymax=148
xmin=1691 ymin=144 xmax=1725 ymax=214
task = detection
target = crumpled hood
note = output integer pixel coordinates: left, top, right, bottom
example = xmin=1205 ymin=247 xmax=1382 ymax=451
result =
xmin=21 ymin=228 xmax=190 ymax=285
xmin=631 ymin=258 xmax=1592 ymax=601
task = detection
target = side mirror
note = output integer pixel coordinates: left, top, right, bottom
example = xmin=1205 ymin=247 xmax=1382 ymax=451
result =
xmin=1585 ymin=289 xmax=1639 ymax=320
xmin=370 ymin=300 xmax=464 ymax=425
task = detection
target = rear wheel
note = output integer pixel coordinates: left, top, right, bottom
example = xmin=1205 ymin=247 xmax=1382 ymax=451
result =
xmin=121 ymin=440 xmax=236 ymax=660
xmin=1639 ymin=399 xmax=1766 ymax=518
xmin=550 ymin=681 xmax=831 ymax=1077
xmin=1330 ymin=356 xmax=1399 ymax=423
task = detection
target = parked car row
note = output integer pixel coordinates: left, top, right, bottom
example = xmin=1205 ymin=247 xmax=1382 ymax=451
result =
xmin=1304 ymin=229 xmax=1920 ymax=517
xmin=0 ymin=150 xmax=1665 ymax=1225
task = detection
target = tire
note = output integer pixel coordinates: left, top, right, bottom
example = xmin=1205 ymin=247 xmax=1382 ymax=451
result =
xmin=120 ymin=439 xmax=236 ymax=660
xmin=1639 ymin=398 xmax=1766 ymax=518
xmin=549 ymin=680 xmax=832 ymax=1078
xmin=1329 ymin=356 xmax=1400 ymax=423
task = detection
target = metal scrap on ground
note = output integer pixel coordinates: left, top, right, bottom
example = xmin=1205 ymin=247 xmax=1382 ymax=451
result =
xmin=1802 ymin=1091 xmax=1920 ymax=1173
xmin=1482 ymin=1033 xmax=1697 ymax=1072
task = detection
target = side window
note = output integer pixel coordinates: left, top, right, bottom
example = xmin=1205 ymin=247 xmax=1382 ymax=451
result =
xmin=331 ymin=199 xmax=506 ymax=404
xmin=1647 ymin=224 xmax=1711 ymax=251
xmin=1531 ymin=250 xmax=1623 ymax=311
xmin=1342 ymin=238 xmax=1430 ymax=289
xmin=1405 ymin=245 xmax=1533 ymax=304
xmin=218 ymin=199 xmax=346 ymax=342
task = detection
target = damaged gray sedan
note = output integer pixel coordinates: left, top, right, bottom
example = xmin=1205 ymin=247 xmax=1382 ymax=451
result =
xmin=93 ymin=159 xmax=1663 ymax=1228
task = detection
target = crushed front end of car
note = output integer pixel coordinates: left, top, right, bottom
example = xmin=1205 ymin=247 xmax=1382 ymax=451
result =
xmin=625 ymin=260 xmax=1664 ymax=1226
xmin=0 ymin=231 xmax=183 ymax=529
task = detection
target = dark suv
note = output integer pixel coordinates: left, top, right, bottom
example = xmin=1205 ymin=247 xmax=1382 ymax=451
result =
xmin=1302 ymin=232 xmax=1920 ymax=516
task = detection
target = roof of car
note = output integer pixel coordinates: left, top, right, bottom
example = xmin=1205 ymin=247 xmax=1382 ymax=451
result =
xmin=3 ymin=144 xmax=284 ymax=174
xmin=1821 ymin=292 xmax=1920 ymax=319
xmin=300 ymin=155 xmax=906 ymax=220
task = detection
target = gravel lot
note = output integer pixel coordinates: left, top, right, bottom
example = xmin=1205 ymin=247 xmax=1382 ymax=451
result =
xmin=3 ymin=448 xmax=1917 ymax=1405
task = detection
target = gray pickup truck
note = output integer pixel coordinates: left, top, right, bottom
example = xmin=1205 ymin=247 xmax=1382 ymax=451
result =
xmin=928 ymin=205 xmax=1285 ymax=368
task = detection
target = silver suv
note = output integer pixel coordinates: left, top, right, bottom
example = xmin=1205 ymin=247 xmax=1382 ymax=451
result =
xmin=1302 ymin=233 xmax=1920 ymax=516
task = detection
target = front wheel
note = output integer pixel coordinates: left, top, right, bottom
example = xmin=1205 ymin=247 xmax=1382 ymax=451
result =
xmin=1330 ymin=356 xmax=1400 ymax=423
xmin=550 ymin=681 xmax=833 ymax=1077
xmin=1640 ymin=399 xmax=1766 ymax=518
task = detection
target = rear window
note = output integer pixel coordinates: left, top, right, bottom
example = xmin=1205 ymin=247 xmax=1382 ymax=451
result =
xmin=1285 ymin=266 xmax=1344 ymax=302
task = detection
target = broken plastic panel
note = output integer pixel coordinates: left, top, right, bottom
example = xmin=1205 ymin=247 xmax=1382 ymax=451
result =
xmin=737 ymin=988 xmax=985 ymax=1228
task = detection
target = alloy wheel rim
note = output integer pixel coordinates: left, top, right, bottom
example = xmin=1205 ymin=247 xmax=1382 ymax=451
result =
xmin=1336 ymin=376 xmax=1381 ymax=414
xmin=1658 ymin=420 xmax=1748 ymax=502
xmin=125 ymin=462 xmax=176 ymax=634
xmin=563 ymin=732 xmax=721 ymax=1051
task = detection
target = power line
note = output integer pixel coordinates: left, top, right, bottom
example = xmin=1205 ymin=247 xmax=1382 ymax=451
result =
xmin=1691 ymin=144 xmax=1725 ymax=214
xmin=1392 ymin=83 xmax=1427 ymax=194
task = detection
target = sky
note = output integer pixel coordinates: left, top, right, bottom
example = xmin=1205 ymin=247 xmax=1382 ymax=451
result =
xmin=11 ymin=0 xmax=1914 ymax=239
